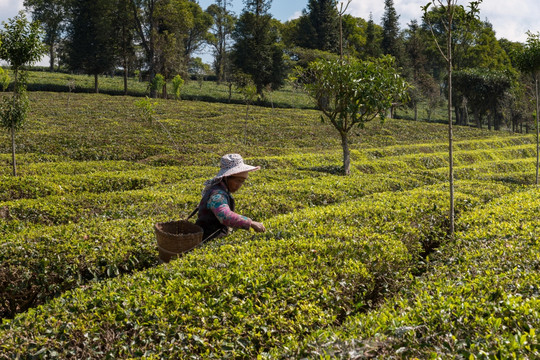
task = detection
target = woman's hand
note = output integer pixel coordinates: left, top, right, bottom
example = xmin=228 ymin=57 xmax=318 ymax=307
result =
xmin=251 ymin=221 xmax=266 ymax=233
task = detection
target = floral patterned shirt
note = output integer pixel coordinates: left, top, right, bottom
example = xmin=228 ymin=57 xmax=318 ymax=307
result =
xmin=207 ymin=189 xmax=252 ymax=230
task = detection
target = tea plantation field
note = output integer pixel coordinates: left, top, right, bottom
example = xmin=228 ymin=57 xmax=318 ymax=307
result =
xmin=0 ymin=92 xmax=538 ymax=359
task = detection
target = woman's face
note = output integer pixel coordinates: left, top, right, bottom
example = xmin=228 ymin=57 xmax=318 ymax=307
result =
xmin=226 ymin=175 xmax=247 ymax=193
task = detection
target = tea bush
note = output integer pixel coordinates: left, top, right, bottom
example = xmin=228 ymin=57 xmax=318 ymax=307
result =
xmin=0 ymin=91 xmax=537 ymax=358
xmin=280 ymin=188 xmax=540 ymax=359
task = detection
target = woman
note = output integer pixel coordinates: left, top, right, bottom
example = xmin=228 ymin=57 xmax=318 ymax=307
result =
xmin=195 ymin=154 xmax=266 ymax=241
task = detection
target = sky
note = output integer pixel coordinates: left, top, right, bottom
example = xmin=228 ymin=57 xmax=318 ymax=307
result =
xmin=1 ymin=0 xmax=540 ymax=66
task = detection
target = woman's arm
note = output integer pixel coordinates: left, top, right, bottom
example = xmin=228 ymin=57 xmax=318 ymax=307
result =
xmin=207 ymin=190 xmax=252 ymax=229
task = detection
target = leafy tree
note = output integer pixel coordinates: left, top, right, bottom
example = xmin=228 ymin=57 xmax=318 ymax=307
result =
xmin=404 ymin=19 xmax=430 ymax=120
xmin=206 ymin=0 xmax=236 ymax=83
xmin=183 ymin=1 xmax=213 ymax=64
xmin=0 ymin=12 xmax=46 ymax=176
xmin=462 ymin=21 xmax=512 ymax=70
xmin=66 ymin=0 xmax=118 ymax=93
xmin=339 ymin=14 xmax=366 ymax=58
xmin=292 ymin=56 xmax=409 ymax=175
xmin=115 ymin=0 xmax=138 ymax=95
xmin=129 ymin=0 xmax=191 ymax=97
xmin=453 ymin=68 xmax=512 ymax=130
xmin=422 ymin=0 xmax=481 ymax=235
xmin=129 ymin=0 xmax=159 ymax=96
xmin=232 ymin=0 xmax=285 ymax=95
xmin=24 ymin=0 xmax=69 ymax=71
xmin=172 ymin=74 xmax=184 ymax=99
xmin=515 ymin=31 xmax=540 ymax=185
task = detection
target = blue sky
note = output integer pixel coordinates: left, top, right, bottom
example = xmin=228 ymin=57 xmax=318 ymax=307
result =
xmin=2 ymin=0 xmax=540 ymax=66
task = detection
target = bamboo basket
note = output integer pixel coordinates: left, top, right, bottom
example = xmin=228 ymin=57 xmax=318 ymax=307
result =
xmin=155 ymin=220 xmax=203 ymax=263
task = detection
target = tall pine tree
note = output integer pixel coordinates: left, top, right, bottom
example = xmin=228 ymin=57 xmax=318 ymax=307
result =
xmin=364 ymin=12 xmax=381 ymax=58
xmin=294 ymin=0 xmax=339 ymax=52
xmin=232 ymin=0 xmax=285 ymax=95
xmin=381 ymin=0 xmax=404 ymax=64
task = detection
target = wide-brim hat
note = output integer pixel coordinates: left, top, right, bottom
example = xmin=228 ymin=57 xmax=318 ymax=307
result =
xmin=215 ymin=153 xmax=260 ymax=179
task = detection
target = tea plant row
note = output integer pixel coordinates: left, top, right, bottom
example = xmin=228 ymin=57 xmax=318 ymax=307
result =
xmin=284 ymin=188 xmax=540 ymax=359
xmin=0 ymin=180 xmax=517 ymax=358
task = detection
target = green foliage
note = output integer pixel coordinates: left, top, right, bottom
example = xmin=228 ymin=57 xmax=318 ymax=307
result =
xmin=453 ymin=68 xmax=513 ymax=125
xmin=292 ymin=0 xmax=340 ymax=53
xmin=171 ymin=75 xmax=184 ymax=100
xmin=0 ymin=11 xmax=46 ymax=73
xmin=285 ymin=187 xmax=540 ymax=359
xmin=292 ymin=56 xmax=409 ymax=174
xmin=0 ymin=90 xmax=29 ymax=131
xmin=294 ymin=56 xmax=409 ymax=132
xmin=150 ymin=73 xmax=165 ymax=98
xmin=0 ymin=67 xmax=10 ymax=91
xmin=514 ymin=31 xmax=540 ymax=75
xmin=65 ymin=0 xmax=117 ymax=83
xmin=134 ymin=96 xmax=158 ymax=122
xmin=0 ymin=92 xmax=537 ymax=357
xmin=232 ymin=4 xmax=286 ymax=94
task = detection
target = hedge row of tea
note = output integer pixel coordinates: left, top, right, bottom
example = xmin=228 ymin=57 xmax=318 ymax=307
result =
xmin=287 ymin=188 xmax=540 ymax=359
xmin=1 ymin=136 xmax=534 ymax=319
xmin=0 ymin=181 xmax=519 ymax=358
xmin=0 ymin=92 xmax=538 ymax=358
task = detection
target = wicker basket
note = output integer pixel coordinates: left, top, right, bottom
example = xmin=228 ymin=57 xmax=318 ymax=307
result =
xmin=155 ymin=220 xmax=203 ymax=263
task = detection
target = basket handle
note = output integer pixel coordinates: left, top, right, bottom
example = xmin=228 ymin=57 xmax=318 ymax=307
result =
xmin=186 ymin=207 xmax=199 ymax=220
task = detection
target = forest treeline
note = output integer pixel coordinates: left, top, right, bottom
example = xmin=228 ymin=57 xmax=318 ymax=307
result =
xmin=15 ymin=0 xmax=540 ymax=132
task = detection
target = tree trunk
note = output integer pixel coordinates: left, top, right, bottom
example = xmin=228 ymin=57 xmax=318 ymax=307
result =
xmin=94 ymin=74 xmax=99 ymax=93
xmin=475 ymin=109 xmax=481 ymax=129
xmin=123 ymin=58 xmax=128 ymax=95
xmin=535 ymin=74 xmax=540 ymax=186
xmin=49 ymin=43 xmax=55 ymax=71
xmin=447 ymin=12 xmax=454 ymax=236
xmin=11 ymin=126 xmax=17 ymax=176
xmin=340 ymin=131 xmax=351 ymax=175
xmin=414 ymin=102 xmax=418 ymax=121
xmin=162 ymin=83 xmax=168 ymax=99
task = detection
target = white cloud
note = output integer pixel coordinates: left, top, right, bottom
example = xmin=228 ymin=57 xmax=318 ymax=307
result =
xmin=288 ymin=10 xmax=303 ymax=22
xmin=0 ymin=0 xmax=26 ymax=24
xmin=346 ymin=0 xmax=539 ymax=42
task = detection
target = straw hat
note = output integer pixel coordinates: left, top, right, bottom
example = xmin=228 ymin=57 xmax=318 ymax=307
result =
xmin=202 ymin=154 xmax=260 ymax=195
xmin=215 ymin=153 xmax=260 ymax=179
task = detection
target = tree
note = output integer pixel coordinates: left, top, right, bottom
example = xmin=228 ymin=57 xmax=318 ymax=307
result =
xmin=293 ymin=56 xmax=409 ymax=175
xmin=515 ymin=31 xmax=540 ymax=185
xmin=24 ymin=0 xmax=69 ymax=71
xmin=66 ymin=0 xmax=118 ymax=93
xmin=422 ymin=0 xmax=481 ymax=236
xmin=0 ymin=12 xmax=46 ymax=176
xmin=291 ymin=0 xmax=339 ymax=53
xmin=404 ymin=19 xmax=430 ymax=120
xmin=381 ymin=0 xmax=404 ymax=65
xmin=183 ymin=1 xmax=213 ymax=64
xmin=115 ymin=0 xmax=138 ymax=95
xmin=207 ymin=0 xmax=236 ymax=83
xmin=232 ymin=0 xmax=285 ymax=95
xmin=453 ymin=68 xmax=512 ymax=129
xmin=129 ymin=0 xmax=190 ymax=97
xmin=130 ymin=0 xmax=159 ymax=96
xmin=364 ymin=13 xmax=381 ymax=59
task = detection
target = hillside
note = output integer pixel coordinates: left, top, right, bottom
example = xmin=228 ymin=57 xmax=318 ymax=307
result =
xmin=0 ymin=92 xmax=538 ymax=358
